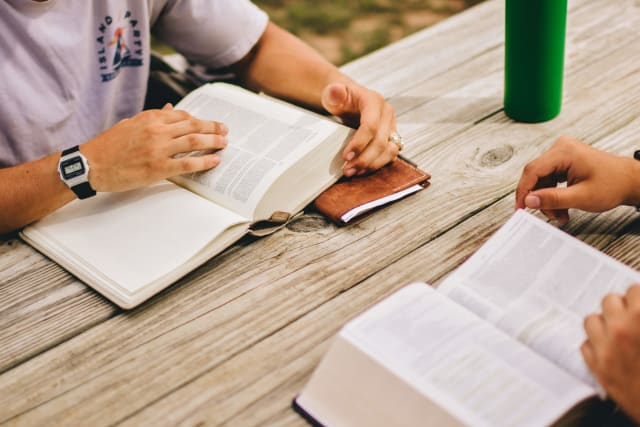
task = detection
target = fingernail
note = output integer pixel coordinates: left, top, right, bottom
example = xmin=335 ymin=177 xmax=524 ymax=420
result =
xmin=345 ymin=168 xmax=356 ymax=177
xmin=346 ymin=151 xmax=355 ymax=161
xmin=525 ymin=194 xmax=541 ymax=209
xmin=221 ymin=123 xmax=229 ymax=134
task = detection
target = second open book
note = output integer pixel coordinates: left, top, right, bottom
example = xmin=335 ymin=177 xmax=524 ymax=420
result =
xmin=295 ymin=210 xmax=640 ymax=427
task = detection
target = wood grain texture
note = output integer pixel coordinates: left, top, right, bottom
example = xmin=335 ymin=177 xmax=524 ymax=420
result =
xmin=123 ymin=201 xmax=638 ymax=427
xmin=1 ymin=0 xmax=640 ymax=425
xmin=0 ymin=238 xmax=116 ymax=374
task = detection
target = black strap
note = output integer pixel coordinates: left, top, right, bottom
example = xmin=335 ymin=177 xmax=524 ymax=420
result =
xmin=70 ymin=181 xmax=96 ymax=199
xmin=61 ymin=145 xmax=96 ymax=199
xmin=62 ymin=145 xmax=79 ymax=156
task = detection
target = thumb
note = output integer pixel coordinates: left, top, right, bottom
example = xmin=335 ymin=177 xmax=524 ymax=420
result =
xmin=525 ymin=185 xmax=588 ymax=210
xmin=321 ymin=83 xmax=353 ymax=116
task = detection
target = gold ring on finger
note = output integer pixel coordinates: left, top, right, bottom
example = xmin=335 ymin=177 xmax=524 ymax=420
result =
xmin=389 ymin=131 xmax=404 ymax=151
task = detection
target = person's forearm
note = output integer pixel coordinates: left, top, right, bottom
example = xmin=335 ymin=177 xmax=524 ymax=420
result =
xmin=234 ymin=22 xmax=355 ymax=111
xmin=231 ymin=21 xmax=398 ymax=177
xmin=0 ymin=153 xmax=75 ymax=234
xmin=622 ymin=156 xmax=640 ymax=207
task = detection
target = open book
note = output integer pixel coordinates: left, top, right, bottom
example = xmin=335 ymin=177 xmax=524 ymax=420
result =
xmin=21 ymin=83 xmax=353 ymax=308
xmin=294 ymin=210 xmax=640 ymax=427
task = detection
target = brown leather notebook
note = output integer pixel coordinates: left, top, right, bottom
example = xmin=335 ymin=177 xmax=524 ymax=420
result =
xmin=314 ymin=156 xmax=430 ymax=225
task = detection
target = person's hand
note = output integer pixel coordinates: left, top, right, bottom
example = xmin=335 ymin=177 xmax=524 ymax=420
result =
xmin=515 ymin=136 xmax=640 ymax=223
xmin=321 ymin=82 xmax=399 ymax=177
xmin=581 ymin=285 xmax=640 ymax=424
xmin=82 ymin=104 xmax=228 ymax=192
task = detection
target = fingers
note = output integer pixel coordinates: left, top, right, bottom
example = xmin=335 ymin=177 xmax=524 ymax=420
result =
xmin=171 ymin=134 xmax=228 ymax=156
xmin=626 ymin=284 xmax=640 ymax=307
xmin=167 ymin=117 xmax=229 ymax=139
xmin=526 ymin=185 xmax=584 ymax=210
xmin=151 ymin=111 xmax=229 ymax=156
xmin=158 ymin=108 xmax=192 ymax=124
xmin=169 ymin=153 xmax=221 ymax=176
xmin=580 ymin=340 xmax=597 ymax=373
xmin=321 ymin=82 xmax=400 ymax=176
xmin=515 ymin=148 xmax=570 ymax=210
xmin=342 ymin=109 xmax=378 ymax=167
xmin=344 ymin=103 xmax=396 ymax=176
xmin=602 ymin=293 xmax=627 ymax=319
xmin=539 ymin=207 xmax=570 ymax=224
xmin=321 ymin=83 xmax=351 ymax=117
xmin=521 ymin=184 xmax=591 ymax=224
xmin=584 ymin=313 xmax=607 ymax=349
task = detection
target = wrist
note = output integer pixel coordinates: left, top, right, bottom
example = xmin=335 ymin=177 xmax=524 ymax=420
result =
xmin=79 ymin=140 xmax=105 ymax=192
xmin=622 ymin=155 xmax=640 ymax=207
xmin=58 ymin=145 xmax=96 ymax=199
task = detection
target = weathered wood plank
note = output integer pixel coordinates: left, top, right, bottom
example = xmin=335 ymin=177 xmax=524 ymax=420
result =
xmin=0 ymin=238 xmax=116 ymax=373
xmin=126 ymin=200 xmax=638 ymax=427
xmin=0 ymin=0 xmax=509 ymax=377
xmin=341 ymin=0 xmax=595 ymax=95
xmin=602 ymin=221 xmax=640 ymax=270
xmin=129 ymin=100 xmax=640 ymax=426
xmin=4 ymin=28 xmax=640 ymax=426
xmin=0 ymin=0 xmax=632 ymax=381
xmin=395 ymin=0 xmax=640 ymax=165
xmin=1 ymin=0 xmax=640 ymax=425
xmin=0 ymin=239 xmax=50 ymax=301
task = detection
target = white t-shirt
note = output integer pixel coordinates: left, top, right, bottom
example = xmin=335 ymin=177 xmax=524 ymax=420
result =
xmin=0 ymin=0 xmax=268 ymax=167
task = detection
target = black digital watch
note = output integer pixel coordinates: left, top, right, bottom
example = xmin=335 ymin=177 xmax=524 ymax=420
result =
xmin=58 ymin=146 xmax=96 ymax=199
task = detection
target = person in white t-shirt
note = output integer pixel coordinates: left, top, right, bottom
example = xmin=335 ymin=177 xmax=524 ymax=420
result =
xmin=517 ymin=136 xmax=640 ymax=424
xmin=0 ymin=0 xmax=402 ymax=233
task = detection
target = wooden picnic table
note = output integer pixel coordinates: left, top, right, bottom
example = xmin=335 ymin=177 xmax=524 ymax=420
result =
xmin=1 ymin=0 xmax=640 ymax=425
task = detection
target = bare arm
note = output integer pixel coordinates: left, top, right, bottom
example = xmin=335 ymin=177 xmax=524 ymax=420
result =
xmin=0 ymin=106 xmax=228 ymax=234
xmin=0 ymin=154 xmax=75 ymax=234
xmin=230 ymin=22 xmax=400 ymax=178
xmin=232 ymin=22 xmax=351 ymax=111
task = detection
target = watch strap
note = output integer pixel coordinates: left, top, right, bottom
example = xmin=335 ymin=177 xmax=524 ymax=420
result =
xmin=71 ymin=181 xmax=96 ymax=199
xmin=61 ymin=146 xmax=80 ymax=156
xmin=59 ymin=145 xmax=96 ymax=199
xmin=634 ymin=150 xmax=640 ymax=212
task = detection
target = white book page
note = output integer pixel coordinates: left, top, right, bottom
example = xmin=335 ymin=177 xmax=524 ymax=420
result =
xmin=344 ymin=284 xmax=595 ymax=427
xmin=439 ymin=210 xmax=640 ymax=388
xmin=171 ymin=83 xmax=344 ymax=220
xmin=341 ymin=184 xmax=423 ymax=223
xmin=24 ymin=182 xmax=248 ymax=296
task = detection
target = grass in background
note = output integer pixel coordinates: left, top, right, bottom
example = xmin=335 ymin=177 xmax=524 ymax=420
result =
xmin=152 ymin=0 xmax=485 ymax=65
xmin=256 ymin=0 xmax=484 ymax=64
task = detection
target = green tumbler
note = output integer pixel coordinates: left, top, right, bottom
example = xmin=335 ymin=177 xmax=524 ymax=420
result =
xmin=504 ymin=0 xmax=568 ymax=122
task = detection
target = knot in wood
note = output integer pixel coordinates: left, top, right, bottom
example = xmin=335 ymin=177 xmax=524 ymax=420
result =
xmin=286 ymin=212 xmax=330 ymax=232
xmin=480 ymin=145 xmax=514 ymax=167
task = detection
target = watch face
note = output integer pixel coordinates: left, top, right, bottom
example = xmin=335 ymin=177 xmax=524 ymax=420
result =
xmin=60 ymin=157 xmax=86 ymax=179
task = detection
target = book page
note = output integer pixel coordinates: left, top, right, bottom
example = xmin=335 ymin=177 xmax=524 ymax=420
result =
xmin=22 ymin=182 xmax=249 ymax=304
xmin=438 ymin=210 xmax=640 ymax=388
xmin=171 ymin=83 xmax=347 ymax=220
xmin=341 ymin=184 xmax=424 ymax=223
xmin=340 ymin=284 xmax=595 ymax=427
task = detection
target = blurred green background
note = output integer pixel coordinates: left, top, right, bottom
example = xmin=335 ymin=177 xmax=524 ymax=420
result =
xmin=153 ymin=0 xmax=485 ymax=65
xmin=256 ymin=0 xmax=484 ymax=64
